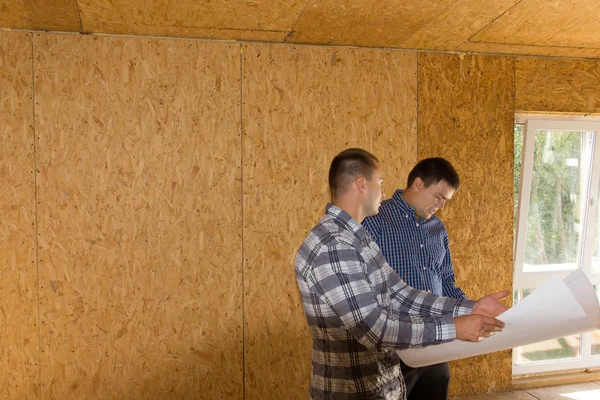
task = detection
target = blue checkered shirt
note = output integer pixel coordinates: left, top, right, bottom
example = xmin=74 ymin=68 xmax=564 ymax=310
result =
xmin=363 ymin=190 xmax=466 ymax=299
xmin=295 ymin=204 xmax=474 ymax=399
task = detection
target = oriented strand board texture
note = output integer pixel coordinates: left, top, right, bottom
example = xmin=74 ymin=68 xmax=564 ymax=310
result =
xmin=400 ymin=0 xmax=519 ymax=50
xmin=3 ymin=0 xmax=600 ymax=60
xmin=33 ymin=34 xmax=242 ymax=399
xmin=0 ymin=0 xmax=81 ymax=31
xmin=287 ymin=0 xmax=458 ymax=47
xmin=287 ymin=0 xmax=520 ymax=50
xmin=471 ymin=0 xmax=600 ymax=48
xmin=516 ymin=57 xmax=600 ymax=113
xmin=0 ymin=31 xmax=39 ymax=399
xmin=418 ymin=52 xmax=515 ymax=396
xmin=242 ymin=43 xmax=417 ymax=400
xmin=77 ymin=0 xmax=305 ymax=40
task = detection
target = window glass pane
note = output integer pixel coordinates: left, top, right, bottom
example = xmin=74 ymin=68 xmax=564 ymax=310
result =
xmin=592 ymin=286 xmax=600 ymax=356
xmin=514 ymin=289 xmax=582 ymax=364
xmin=592 ymin=204 xmax=600 ymax=275
xmin=523 ymin=130 xmax=594 ymax=273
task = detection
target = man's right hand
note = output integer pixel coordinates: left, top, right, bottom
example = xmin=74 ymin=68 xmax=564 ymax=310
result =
xmin=454 ymin=315 xmax=505 ymax=342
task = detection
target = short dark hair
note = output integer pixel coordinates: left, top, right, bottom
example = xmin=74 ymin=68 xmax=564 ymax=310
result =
xmin=329 ymin=148 xmax=379 ymax=197
xmin=407 ymin=157 xmax=460 ymax=190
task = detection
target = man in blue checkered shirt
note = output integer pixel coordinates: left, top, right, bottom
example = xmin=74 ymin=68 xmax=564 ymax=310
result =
xmin=296 ymin=149 xmax=507 ymax=399
xmin=363 ymin=157 xmax=465 ymax=400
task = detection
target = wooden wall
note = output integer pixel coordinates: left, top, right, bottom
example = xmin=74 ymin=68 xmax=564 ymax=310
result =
xmin=418 ymin=53 xmax=516 ymax=395
xmin=0 ymin=31 xmax=39 ymax=399
xmin=1 ymin=29 xmax=598 ymax=399
xmin=33 ymin=34 xmax=243 ymax=399
xmin=516 ymin=57 xmax=600 ymax=114
xmin=242 ymin=43 xmax=417 ymax=399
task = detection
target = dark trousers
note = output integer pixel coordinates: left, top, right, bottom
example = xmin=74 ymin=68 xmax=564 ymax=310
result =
xmin=400 ymin=360 xmax=450 ymax=400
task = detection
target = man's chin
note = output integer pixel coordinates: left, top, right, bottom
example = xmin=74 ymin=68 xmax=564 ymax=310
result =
xmin=424 ymin=209 xmax=439 ymax=220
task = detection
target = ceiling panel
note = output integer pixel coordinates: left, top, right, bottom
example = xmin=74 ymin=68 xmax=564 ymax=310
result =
xmin=0 ymin=0 xmax=600 ymax=60
xmin=77 ymin=0 xmax=306 ymax=35
xmin=401 ymin=0 xmax=519 ymax=49
xmin=0 ymin=0 xmax=26 ymax=29
xmin=285 ymin=0 xmax=458 ymax=47
xmin=471 ymin=0 xmax=600 ymax=48
xmin=0 ymin=0 xmax=80 ymax=31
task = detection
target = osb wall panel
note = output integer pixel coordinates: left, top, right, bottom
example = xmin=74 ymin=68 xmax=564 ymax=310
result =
xmin=418 ymin=52 xmax=515 ymax=396
xmin=0 ymin=31 xmax=40 ymax=399
xmin=77 ymin=0 xmax=306 ymax=40
xmin=33 ymin=33 xmax=242 ymax=399
xmin=516 ymin=57 xmax=600 ymax=114
xmin=0 ymin=0 xmax=81 ymax=31
xmin=242 ymin=43 xmax=417 ymax=400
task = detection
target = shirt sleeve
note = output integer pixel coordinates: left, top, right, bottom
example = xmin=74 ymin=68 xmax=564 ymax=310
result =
xmin=386 ymin=262 xmax=474 ymax=317
xmin=440 ymin=232 xmax=467 ymax=299
xmin=308 ymin=243 xmax=466 ymax=351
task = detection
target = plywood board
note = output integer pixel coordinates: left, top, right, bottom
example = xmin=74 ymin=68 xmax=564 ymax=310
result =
xmin=1 ymin=0 xmax=600 ymax=62
xmin=418 ymin=52 xmax=515 ymax=396
xmin=286 ymin=0 xmax=458 ymax=47
xmin=77 ymin=0 xmax=305 ymax=40
xmin=0 ymin=0 xmax=81 ymax=31
xmin=242 ymin=42 xmax=417 ymax=400
xmin=34 ymin=33 xmax=242 ymax=399
xmin=516 ymin=57 xmax=600 ymax=113
xmin=0 ymin=30 xmax=40 ymax=399
xmin=401 ymin=0 xmax=519 ymax=50
xmin=471 ymin=0 xmax=600 ymax=48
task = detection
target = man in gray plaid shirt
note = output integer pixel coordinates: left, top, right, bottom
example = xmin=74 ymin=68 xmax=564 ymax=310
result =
xmin=295 ymin=148 xmax=508 ymax=399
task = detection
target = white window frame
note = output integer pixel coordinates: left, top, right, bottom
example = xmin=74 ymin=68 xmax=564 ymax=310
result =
xmin=514 ymin=114 xmax=600 ymax=376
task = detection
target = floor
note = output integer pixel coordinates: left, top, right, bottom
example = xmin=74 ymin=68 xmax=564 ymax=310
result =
xmin=452 ymin=381 xmax=600 ymax=399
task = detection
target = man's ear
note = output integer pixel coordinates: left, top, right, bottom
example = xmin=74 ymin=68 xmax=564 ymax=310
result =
xmin=356 ymin=176 xmax=367 ymax=194
xmin=413 ymin=177 xmax=424 ymax=192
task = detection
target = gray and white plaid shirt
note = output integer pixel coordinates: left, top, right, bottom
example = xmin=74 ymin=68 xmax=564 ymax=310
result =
xmin=295 ymin=204 xmax=474 ymax=399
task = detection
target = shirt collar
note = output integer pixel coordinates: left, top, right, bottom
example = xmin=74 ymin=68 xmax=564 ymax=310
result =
xmin=392 ymin=189 xmax=431 ymax=223
xmin=392 ymin=189 xmax=414 ymax=214
xmin=325 ymin=203 xmax=368 ymax=241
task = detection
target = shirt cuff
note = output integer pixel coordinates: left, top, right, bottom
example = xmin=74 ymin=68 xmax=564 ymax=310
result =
xmin=453 ymin=298 xmax=476 ymax=317
xmin=435 ymin=314 xmax=457 ymax=343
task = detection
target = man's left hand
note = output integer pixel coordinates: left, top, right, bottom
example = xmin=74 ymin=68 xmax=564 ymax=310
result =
xmin=472 ymin=290 xmax=510 ymax=318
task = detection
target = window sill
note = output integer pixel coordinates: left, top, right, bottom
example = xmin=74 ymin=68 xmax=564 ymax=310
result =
xmin=513 ymin=368 xmax=600 ymax=390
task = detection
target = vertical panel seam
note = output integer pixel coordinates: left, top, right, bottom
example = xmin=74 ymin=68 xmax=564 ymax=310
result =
xmin=31 ymin=33 xmax=42 ymax=400
xmin=416 ymin=52 xmax=420 ymax=160
xmin=513 ymin=57 xmax=518 ymax=116
xmin=239 ymin=42 xmax=245 ymax=400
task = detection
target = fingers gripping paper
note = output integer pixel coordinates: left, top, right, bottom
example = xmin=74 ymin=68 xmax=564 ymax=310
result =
xmin=397 ymin=270 xmax=600 ymax=368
